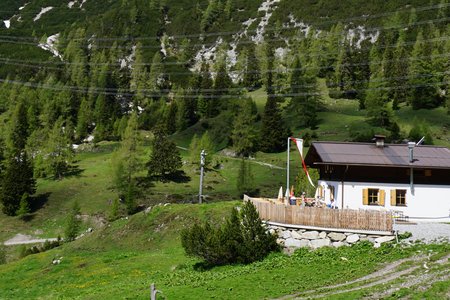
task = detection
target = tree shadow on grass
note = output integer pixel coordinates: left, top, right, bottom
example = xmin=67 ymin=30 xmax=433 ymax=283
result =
xmin=30 ymin=192 xmax=51 ymax=213
xmin=63 ymin=165 xmax=84 ymax=178
xmin=148 ymin=170 xmax=191 ymax=183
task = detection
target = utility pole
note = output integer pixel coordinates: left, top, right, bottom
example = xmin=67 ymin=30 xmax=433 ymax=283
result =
xmin=199 ymin=149 xmax=206 ymax=204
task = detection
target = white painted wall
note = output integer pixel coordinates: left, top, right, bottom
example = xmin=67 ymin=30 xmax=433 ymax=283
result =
xmin=317 ymin=180 xmax=450 ymax=222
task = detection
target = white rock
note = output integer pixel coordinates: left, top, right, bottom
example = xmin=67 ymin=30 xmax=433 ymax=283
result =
xmin=310 ymin=238 xmax=331 ymax=249
xmin=276 ymin=238 xmax=285 ymax=245
xmin=285 ymin=238 xmax=302 ymax=248
xmin=332 ymin=241 xmax=345 ymax=248
xmin=298 ymin=239 xmax=311 ymax=248
xmin=269 ymin=229 xmax=276 ymax=235
xmin=374 ymin=236 xmax=396 ymax=244
xmin=144 ymin=206 xmax=152 ymax=214
xmin=282 ymin=231 xmax=292 ymax=239
xmin=346 ymin=234 xmax=360 ymax=244
xmin=302 ymin=231 xmax=319 ymax=240
xmin=319 ymin=231 xmax=327 ymax=239
xmin=328 ymin=232 xmax=346 ymax=242
xmin=290 ymin=231 xmax=302 ymax=240
xmin=373 ymin=242 xmax=381 ymax=248
xmin=86 ymin=227 xmax=93 ymax=233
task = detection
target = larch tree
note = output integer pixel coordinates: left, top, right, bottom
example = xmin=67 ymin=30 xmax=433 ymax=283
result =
xmin=112 ymin=112 xmax=142 ymax=214
xmin=147 ymin=126 xmax=182 ymax=179
xmin=231 ymin=98 xmax=258 ymax=157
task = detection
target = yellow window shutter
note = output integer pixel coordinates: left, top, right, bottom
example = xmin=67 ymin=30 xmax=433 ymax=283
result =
xmin=390 ymin=190 xmax=396 ymax=206
xmin=363 ymin=189 xmax=369 ymax=205
xmin=379 ymin=190 xmax=385 ymax=206
xmin=318 ymin=186 xmax=323 ymax=197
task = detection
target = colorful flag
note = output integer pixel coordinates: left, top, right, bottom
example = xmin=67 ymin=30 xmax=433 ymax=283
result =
xmin=291 ymin=137 xmax=315 ymax=188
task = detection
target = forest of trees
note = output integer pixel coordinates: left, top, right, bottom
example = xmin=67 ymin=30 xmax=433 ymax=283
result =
xmin=0 ymin=0 xmax=449 ymax=215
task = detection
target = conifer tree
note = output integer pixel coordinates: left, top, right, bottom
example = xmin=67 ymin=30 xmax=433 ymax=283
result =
xmin=188 ymin=134 xmax=200 ymax=164
xmin=236 ymin=158 xmax=255 ymax=197
xmin=64 ymin=201 xmax=81 ymax=242
xmin=391 ymin=30 xmax=410 ymax=110
xmin=260 ymin=96 xmax=289 ymax=153
xmin=199 ymin=131 xmax=215 ymax=167
xmin=242 ymin=44 xmax=261 ymax=90
xmin=44 ymin=118 xmax=74 ymax=179
xmin=408 ymin=30 xmax=440 ymax=109
xmin=0 ymin=152 xmax=36 ymax=216
xmin=1 ymin=101 xmax=36 ymax=216
xmin=130 ymin=43 xmax=149 ymax=103
xmin=112 ymin=112 xmax=142 ymax=213
xmin=164 ymin=101 xmax=178 ymax=134
xmin=287 ymin=56 xmax=319 ymax=129
xmin=147 ymin=126 xmax=182 ymax=178
xmin=148 ymin=51 xmax=165 ymax=99
xmin=231 ymin=99 xmax=258 ymax=157
xmin=365 ymin=70 xmax=391 ymax=127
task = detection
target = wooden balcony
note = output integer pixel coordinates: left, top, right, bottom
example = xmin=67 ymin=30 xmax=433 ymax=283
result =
xmin=245 ymin=196 xmax=393 ymax=234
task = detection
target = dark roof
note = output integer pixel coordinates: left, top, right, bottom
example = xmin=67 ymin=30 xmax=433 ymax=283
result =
xmin=305 ymin=141 xmax=450 ymax=170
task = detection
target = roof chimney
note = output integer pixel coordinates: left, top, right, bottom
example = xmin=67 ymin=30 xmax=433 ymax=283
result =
xmin=374 ymin=135 xmax=386 ymax=148
xmin=408 ymin=142 xmax=415 ymax=163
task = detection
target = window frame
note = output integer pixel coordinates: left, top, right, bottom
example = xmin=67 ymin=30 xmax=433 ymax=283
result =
xmin=368 ymin=188 xmax=379 ymax=205
xmin=395 ymin=189 xmax=407 ymax=206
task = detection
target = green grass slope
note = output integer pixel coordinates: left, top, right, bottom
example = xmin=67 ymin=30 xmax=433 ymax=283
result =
xmin=1 ymin=202 xmax=449 ymax=299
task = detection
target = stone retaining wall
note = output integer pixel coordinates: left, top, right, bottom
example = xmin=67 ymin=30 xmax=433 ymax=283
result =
xmin=267 ymin=224 xmax=396 ymax=252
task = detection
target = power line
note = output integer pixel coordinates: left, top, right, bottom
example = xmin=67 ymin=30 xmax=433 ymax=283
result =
xmin=0 ymin=77 xmax=447 ymax=100
xmin=1 ymin=2 xmax=448 ymax=42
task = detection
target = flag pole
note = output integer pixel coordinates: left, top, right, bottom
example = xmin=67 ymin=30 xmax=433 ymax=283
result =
xmin=286 ymin=137 xmax=290 ymax=201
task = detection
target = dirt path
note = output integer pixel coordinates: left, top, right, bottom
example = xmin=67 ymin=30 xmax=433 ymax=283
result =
xmin=3 ymin=234 xmax=58 ymax=246
xmin=276 ymin=254 xmax=450 ymax=299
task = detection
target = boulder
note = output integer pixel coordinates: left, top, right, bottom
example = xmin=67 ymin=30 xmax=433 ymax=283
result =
xmin=299 ymin=239 xmax=311 ymax=248
xmin=290 ymin=231 xmax=303 ymax=240
xmin=285 ymin=238 xmax=302 ymax=248
xmin=328 ymin=232 xmax=346 ymax=242
xmin=374 ymin=236 xmax=396 ymax=244
xmin=319 ymin=231 xmax=327 ymax=239
xmin=302 ymin=231 xmax=319 ymax=240
xmin=332 ymin=241 xmax=345 ymax=248
xmin=346 ymin=234 xmax=360 ymax=244
xmin=373 ymin=242 xmax=381 ymax=248
xmin=310 ymin=238 xmax=331 ymax=249
xmin=269 ymin=229 xmax=276 ymax=235
xmin=282 ymin=231 xmax=292 ymax=239
xmin=276 ymin=238 xmax=285 ymax=245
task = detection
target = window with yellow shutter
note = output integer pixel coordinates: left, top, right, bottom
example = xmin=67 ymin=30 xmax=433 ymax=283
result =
xmin=395 ymin=190 xmax=407 ymax=206
xmin=368 ymin=188 xmax=379 ymax=205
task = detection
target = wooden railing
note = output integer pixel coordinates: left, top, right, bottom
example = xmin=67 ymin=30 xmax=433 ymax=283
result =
xmin=246 ymin=196 xmax=393 ymax=233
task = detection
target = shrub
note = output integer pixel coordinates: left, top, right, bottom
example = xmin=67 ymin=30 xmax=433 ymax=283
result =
xmin=0 ymin=246 xmax=5 ymax=264
xmin=181 ymin=201 xmax=279 ymax=266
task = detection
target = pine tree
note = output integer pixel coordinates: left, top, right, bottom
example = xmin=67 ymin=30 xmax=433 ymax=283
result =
xmin=45 ymin=118 xmax=74 ymax=179
xmin=231 ymin=98 xmax=258 ymax=157
xmin=164 ymin=101 xmax=178 ymax=134
xmin=391 ymin=30 xmax=410 ymax=110
xmin=365 ymin=70 xmax=391 ymax=127
xmin=199 ymin=131 xmax=215 ymax=167
xmin=148 ymin=51 xmax=165 ymax=99
xmin=0 ymin=152 xmax=36 ymax=216
xmin=242 ymin=45 xmax=261 ymax=90
xmin=130 ymin=43 xmax=149 ymax=103
xmin=287 ymin=56 xmax=319 ymax=129
xmin=64 ymin=201 xmax=81 ymax=242
xmin=17 ymin=193 xmax=30 ymax=218
xmin=409 ymin=30 xmax=440 ymax=109
xmin=1 ymin=101 xmax=35 ymax=216
xmin=188 ymin=134 xmax=200 ymax=164
xmin=147 ymin=126 xmax=182 ymax=178
xmin=259 ymin=96 xmax=289 ymax=153
xmin=112 ymin=112 xmax=142 ymax=213
xmin=236 ymin=158 xmax=255 ymax=197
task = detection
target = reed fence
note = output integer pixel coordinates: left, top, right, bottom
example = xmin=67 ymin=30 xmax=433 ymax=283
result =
xmin=246 ymin=196 xmax=393 ymax=232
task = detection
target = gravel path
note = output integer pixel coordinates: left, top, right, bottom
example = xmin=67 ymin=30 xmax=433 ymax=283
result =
xmin=3 ymin=234 xmax=58 ymax=246
xmin=394 ymin=223 xmax=450 ymax=243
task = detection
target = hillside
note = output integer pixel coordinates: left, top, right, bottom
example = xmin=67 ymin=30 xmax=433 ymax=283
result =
xmin=1 ymin=202 xmax=449 ymax=299
xmin=0 ymin=1 xmax=449 ymax=298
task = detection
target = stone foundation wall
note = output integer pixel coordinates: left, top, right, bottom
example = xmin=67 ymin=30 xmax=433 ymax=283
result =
xmin=267 ymin=224 xmax=396 ymax=252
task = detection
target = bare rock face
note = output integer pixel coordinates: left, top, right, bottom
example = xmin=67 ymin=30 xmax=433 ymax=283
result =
xmin=346 ymin=234 xmax=360 ymax=244
xmin=328 ymin=232 xmax=346 ymax=242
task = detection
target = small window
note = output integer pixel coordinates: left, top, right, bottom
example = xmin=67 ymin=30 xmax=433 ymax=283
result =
xmin=396 ymin=190 xmax=407 ymax=206
xmin=368 ymin=189 xmax=379 ymax=205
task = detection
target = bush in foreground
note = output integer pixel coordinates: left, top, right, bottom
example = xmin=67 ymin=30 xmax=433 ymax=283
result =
xmin=181 ymin=201 xmax=279 ymax=266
